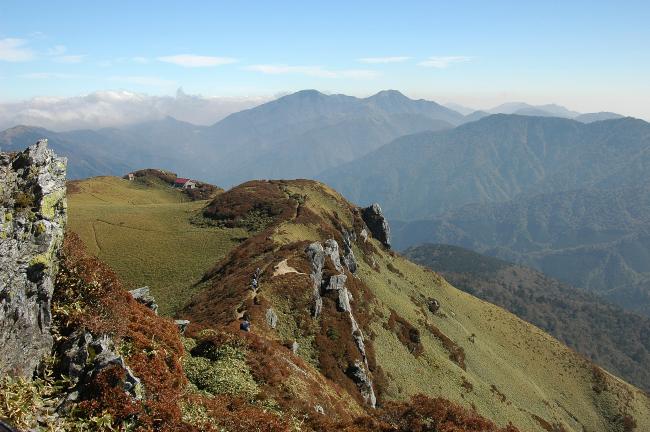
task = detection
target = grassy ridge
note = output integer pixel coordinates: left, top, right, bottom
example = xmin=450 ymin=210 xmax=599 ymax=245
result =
xmin=66 ymin=177 xmax=650 ymax=431
xmin=67 ymin=176 xmax=246 ymax=316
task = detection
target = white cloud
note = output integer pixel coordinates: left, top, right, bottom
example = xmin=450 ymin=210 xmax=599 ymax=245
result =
xmin=132 ymin=56 xmax=149 ymax=64
xmin=54 ymin=54 xmax=86 ymax=64
xmin=418 ymin=56 xmax=471 ymax=68
xmin=109 ymin=75 xmax=176 ymax=87
xmin=0 ymin=89 xmax=271 ymax=131
xmin=0 ymin=38 xmax=34 ymax=62
xmin=357 ymin=56 xmax=411 ymax=64
xmin=20 ymin=72 xmax=81 ymax=79
xmin=158 ymin=54 xmax=237 ymax=67
xmin=245 ymin=64 xmax=379 ymax=79
xmin=47 ymin=45 xmax=67 ymax=56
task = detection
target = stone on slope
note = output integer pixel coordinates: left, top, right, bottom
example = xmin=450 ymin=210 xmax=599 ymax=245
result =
xmin=361 ymin=203 xmax=391 ymax=248
xmin=128 ymin=286 xmax=159 ymax=314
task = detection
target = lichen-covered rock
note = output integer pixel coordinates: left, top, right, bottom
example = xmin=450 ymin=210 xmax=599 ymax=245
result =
xmin=306 ymin=242 xmax=325 ymax=317
xmin=361 ymin=203 xmax=391 ymax=248
xmin=325 ymin=274 xmax=347 ymax=291
xmin=175 ymin=319 xmax=190 ymax=334
xmin=337 ymin=288 xmax=352 ymax=312
xmin=128 ymin=286 xmax=159 ymax=314
xmin=0 ymin=139 xmax=67 ymax=378
xmin=265 ymin=308 xmax=278 ymax=329
xmin=59 ymin=329 xmax=142 ymax=404
xmin=323 ymin=238 xmax=343 ymax=271
xmin=346 ymin=360 xmax=377 ymax=408
xmin=341 ymin=230 xmax=357 ymax=273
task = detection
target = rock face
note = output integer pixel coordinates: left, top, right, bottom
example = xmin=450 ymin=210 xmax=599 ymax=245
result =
xmin=306 ymin=242 xmax=325 ymax=317
xmin=0 ymin=140 xmax=67 ymax=378
xmin=361 ymin=203 xmax=391 ymax=248
xmin=346 ymin=360 xmax=377 ymax=408
xmin=305 ymin=239 xmax=376 ymax=407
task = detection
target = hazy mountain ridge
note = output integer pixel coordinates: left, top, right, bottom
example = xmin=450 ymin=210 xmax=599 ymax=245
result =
xmin=321 ymin=115 xmax=650 ymax=220
xmin=393 ymin=186 xmax=650 ymax=316
xmin=0 ymin=90 xmax=462 ymax=184
xmin=403 ymin=243 xmax=650 ymax=392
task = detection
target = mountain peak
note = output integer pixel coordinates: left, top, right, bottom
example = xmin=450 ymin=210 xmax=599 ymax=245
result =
xmin=366 ymin=89 xmax=410 ymax=101
xmin=287 ymin=89 xmax=327 ymax=99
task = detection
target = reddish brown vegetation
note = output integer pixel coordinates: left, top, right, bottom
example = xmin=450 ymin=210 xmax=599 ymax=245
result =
xmin=202 ymin=180 xmax=295 ymax=226
xmin=531 ymin=414 xmax=567 ymax=432
xmin=421 ymin=320 xmax=466 ymax=370
xmin=385 ymin=310 xmax=424 ymax=357
xmin=308 ymin=394 xmax=520 ymax=432
xmin=55 ymin=233 xmax=188 ymax=429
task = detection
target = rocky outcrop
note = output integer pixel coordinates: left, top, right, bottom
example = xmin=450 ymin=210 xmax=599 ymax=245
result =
xmin=0 ymin=140 xmax=67 ymax=378
xmin=323 ymin=239 xmax=343 ymax=271
xmin=59 ymin=329 xmax=142 ymax=407
xmin=305 ymin=239 xmax=376 ymax=407
xmin=346 ymin=360 xmax=377 ymax=408
xmin=306 ymin=242 xmax=325 ymax=317
xmin=361 ymin=203 xmax=391 ymax=248
xmin=266 ymin=308 xmax=278 ymax=329
xmin=341 ymin=230 xmax=358 ymax=273
xmin=175 ymin=319 xmax=190 ymax=334
xmin=129 ymin=286 xmax=159 ymax=314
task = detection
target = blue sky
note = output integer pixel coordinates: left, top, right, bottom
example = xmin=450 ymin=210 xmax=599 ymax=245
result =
xmin=1 ymin=0 xmax=649 ymax=119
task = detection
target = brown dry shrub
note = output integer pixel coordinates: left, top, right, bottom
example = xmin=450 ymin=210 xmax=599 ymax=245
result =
xmin=308 ymin=394 xmax=521 ymax=432
xmin=202 ymin=180 xmax=295 ymax=227
xmin=422 ymin=321 xmax=466 ymax=370
xmin=54 ymin=233 xmax=188 ymax=430
xmin=385 ymin=310 xmax=423 ymax=357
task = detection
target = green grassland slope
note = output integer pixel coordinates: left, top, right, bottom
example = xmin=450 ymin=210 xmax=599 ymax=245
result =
xmin=403 ymin=244 xmax=650 ymax=393
xmin=66 ymin=174 xmax=241 ymax=315
xmin=67 ymin=176 xmax=650 ymax=432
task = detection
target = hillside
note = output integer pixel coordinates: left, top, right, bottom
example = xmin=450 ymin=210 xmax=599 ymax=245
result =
xmin=320 ymin=115 xmax=650 ymax=220
xmin=403 ymin=243 xmax=650 ymax=393
xmin=66 ymin=173 xmax=239 ymax=315
xmin=393 ymin=186 xmax=650 ymax=316
xmin=0 ymin=90 xmax=460 ymax=185
xmin=63 ymin=175 xmax=650 ymax=432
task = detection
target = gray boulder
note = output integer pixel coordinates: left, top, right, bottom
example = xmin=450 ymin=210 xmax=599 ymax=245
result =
xmin=324 ymin=274 xmax=347 ymax=291
xmin=346 ymin=360 xmax=377 ymax=408
xmin=175 ymin=319 xmax=190 ymax=334
xmin=306 ymin=242 xmax=325 ymax=317
xmin=361 ymin=203 xmax=391 ymax=248
xmin=341 ymin=230 xmax=358 ymax=273
xmin=128 ymin=286 xmax=158 ymax=314
xmin=337 ymin=288 xmax=352 ymax=312
xmin=59 ymin=329 xmax=142 ymax=402
xmin=323 ymin=239 xmax=343 ymax=271
xmin=0 ymin=140 xmax=67 ymax=378
xmin=265 ymin=308 xmax=278 ymax=329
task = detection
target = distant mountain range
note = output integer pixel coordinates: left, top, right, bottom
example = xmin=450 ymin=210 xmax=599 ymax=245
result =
xmin=448 ymin=101 xmax=623 ymax=122
xmin=0 ymin=90 xmax=627 ymax=186
xmin=321 ymin=115 xmax=650 ymax=220
xmin=403 ymin=243 xmax=650 ymax=392
xmin=0 ymin=90 xmax=465 ymax=185
xmin=2 ymin=90 xmax=645 ymax=316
